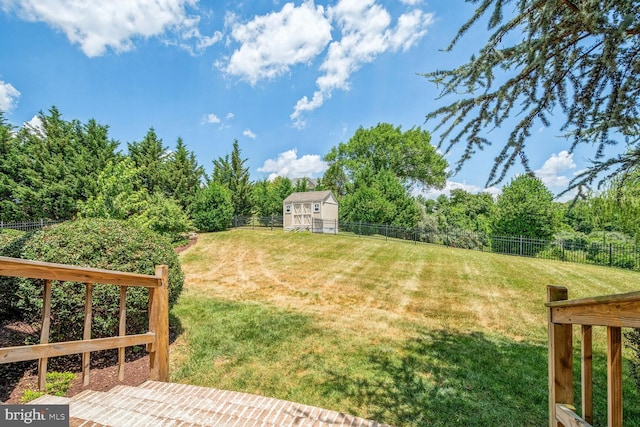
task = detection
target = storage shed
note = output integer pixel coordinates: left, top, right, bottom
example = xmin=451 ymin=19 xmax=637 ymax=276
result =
xmin=283 ymin=190 xmax=338 ymax=233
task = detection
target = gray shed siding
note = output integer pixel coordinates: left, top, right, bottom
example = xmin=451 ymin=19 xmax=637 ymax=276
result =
xmin=283 ymin=191 xmax=338 ymax=233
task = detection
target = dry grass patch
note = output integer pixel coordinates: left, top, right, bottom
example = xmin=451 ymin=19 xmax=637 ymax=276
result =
xmin=172 ymin=229 xmax=640 ymax=426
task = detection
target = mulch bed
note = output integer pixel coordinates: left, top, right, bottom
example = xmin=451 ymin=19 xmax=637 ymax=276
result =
xmin=0 ymin=234 xmax=196 ymax=404
xmin=0 ymin=321 xmax=151 ymax=404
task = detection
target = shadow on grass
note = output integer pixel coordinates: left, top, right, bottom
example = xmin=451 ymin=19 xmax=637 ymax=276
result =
xmin=328 ymin=328 xmax=640 ymax=427
xmin=328 ymin=329 xmax=548 ymax=427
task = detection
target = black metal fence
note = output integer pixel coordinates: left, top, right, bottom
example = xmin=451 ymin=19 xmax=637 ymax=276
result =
xmin=4 ymin=216 xmax=638 ymax=272
xmin=231 ymin=216 xmax=640 ymax=272
xmin=0 ymin=219 xmax=65 ymax=231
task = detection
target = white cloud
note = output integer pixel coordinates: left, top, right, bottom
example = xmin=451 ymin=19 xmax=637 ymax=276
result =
xmin=226 ymin=112 xmax=234 ymax=120
xmin=23 ymin=115 xmax=44 ymax=135
xmin=243 ymin=129 xmax=256 ymax=139
xmin=0 ymin=80 xmax=20 ymax=112
xmin=0 ymin=0 xmax=217 ymax=57
xmin=222 ymin=1 xmax=332 ymax=85
xmin=203 ymin=113 xmax=221 ymax=124
xmin=399 ymin=0 xmax=422 ymax=4
xmin=291 ymin=0 xmax=434 ymax=127
xmin=534 ymin=150 xmax=576 ymax=189
xmin=418 ymin=181 xmax=500 ymax=200
xmin=258 ymin=148 xmax=328 ymax=180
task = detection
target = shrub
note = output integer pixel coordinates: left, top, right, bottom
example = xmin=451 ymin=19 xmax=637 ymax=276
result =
xmin=0 ymin=219 xmax=183 ymax=342
xmin=625 ymin=329 xmax=640 ymax=393
xmin=553 ymin=231 xmax=588 ymax=251
xmin=585 ymin=232 xmax=638 ymax=269
xmin=192 ymin=183 xmax=233 ymax=232
xmin=0 ymin=229 xmax=30 ymax=319
xmin=131 ymin=192 xmax=193 ymax=243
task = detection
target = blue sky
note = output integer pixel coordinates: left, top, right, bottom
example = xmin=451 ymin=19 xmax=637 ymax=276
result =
xmin=0 ymin=0 xmax=613 ymax=200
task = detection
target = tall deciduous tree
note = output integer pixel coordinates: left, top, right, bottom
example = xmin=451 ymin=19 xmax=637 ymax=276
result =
xmin=424 ymin=1 xmax=640 ymax=191
xmin=325 ymin=123 xmax=447 ymax=189
xmin=434 ymin=189 xmax=494 ymax=234
xmin=341 ymin=168 xmax=420 ymax=227
xmin=587 ymin=168 xmax=640 ymax=239
xmin=324 ymin=123 xmax=446 ymax=227
xmin=491 ymin=174 xmax=558 ymax=239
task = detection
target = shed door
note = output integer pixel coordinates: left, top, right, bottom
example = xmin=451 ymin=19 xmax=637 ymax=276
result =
xmin=293 ymin=203 xmax=312 ymax=226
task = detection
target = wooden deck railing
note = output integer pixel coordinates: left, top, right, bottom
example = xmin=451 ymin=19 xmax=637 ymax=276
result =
xmin=546 ymin=285 xmax=640 ymax=427
xmin=0 ymin=256 xmax=169 ymax=391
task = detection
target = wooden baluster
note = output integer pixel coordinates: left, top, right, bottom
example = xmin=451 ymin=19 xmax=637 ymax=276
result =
xmin=608 ymin=326 xmax=623 ymax=427
xmin=82 ymin=283 xmax=93 ymax=385
xmin=118 ymin=285 xmax=127 ymax=381
xmin=581 ymin=325 xmax=593 ymax=425
xmin=547 ymin=285 xmax=573 ymax=427
xmin=149 ymin=265 xmax=169 ymax=382
xmin=38 ymin=280 xmax=52 ymax=391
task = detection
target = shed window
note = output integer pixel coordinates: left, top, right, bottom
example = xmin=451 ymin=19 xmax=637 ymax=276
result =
xmin=285 ymin=204 xmax=291 ymax=213
xmin=313 ymin=203 xmax=320 ymax=212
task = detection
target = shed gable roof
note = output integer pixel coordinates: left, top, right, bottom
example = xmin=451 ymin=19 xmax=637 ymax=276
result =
xmin=283 ymin=190 xmax=337 ymax=204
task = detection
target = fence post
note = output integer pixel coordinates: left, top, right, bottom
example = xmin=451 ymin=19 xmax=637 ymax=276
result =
xmin=149 ymin=265 xmax=169 ymax=382
xmin=547 ymin=285 xmax=573 ymax=427
xmin=609 ymin=243 xmax=613 ymax=267
xmin=385 ymin=224 xmax=388 ymax=241
xmin=518 ymin=235 xmax=522 ymax=256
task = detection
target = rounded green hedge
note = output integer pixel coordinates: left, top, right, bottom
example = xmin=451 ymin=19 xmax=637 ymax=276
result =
xmin=0 ymin=219 xmax=183 ymax=342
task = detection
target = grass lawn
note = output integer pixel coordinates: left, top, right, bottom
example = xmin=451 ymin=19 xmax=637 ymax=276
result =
xmin=170 ymin=229 xmax=640 ymax=426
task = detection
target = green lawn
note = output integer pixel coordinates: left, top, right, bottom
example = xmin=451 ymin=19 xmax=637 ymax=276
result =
xmin=170 ymin=229 xmax=640 ymax=426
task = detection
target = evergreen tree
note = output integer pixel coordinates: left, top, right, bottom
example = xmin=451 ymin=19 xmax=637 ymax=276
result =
xmin=128 ymin=128 xmax=170 ymax=194
xmin=77 ymin=119 xmax=119 ymax=199
xmin=15 ymin=107 xmax=90 ymax=219
xmin=251 ymin=177 xmax=296 ymax=217
xmin=165 ymin=137 xmax=204 ymax=212
xmin=1 ymin=108 xmax=119 ymax=221
xmin=211 ymin=140 xmax=252 ymax=216
xmin=424 ymin=0 xmax=640 ymax=191
xmin=0 ymin=113 xmax=25 ymax=221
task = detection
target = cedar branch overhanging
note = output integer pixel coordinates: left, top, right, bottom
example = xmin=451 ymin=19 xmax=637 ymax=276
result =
xmin=423 ymin=0 xmax=640 ymax=194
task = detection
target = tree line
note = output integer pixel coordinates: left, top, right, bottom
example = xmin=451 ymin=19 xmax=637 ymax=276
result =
xmin=1 ymin=107 xmax=639 ymax=249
